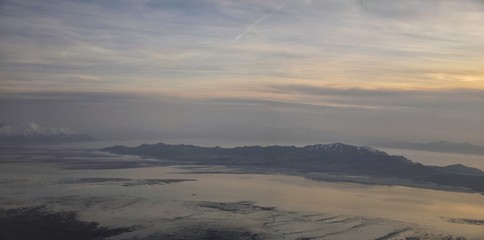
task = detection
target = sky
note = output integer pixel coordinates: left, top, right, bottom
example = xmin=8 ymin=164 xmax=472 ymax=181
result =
xmin=0 ymin=0 xmax=483 ymax=145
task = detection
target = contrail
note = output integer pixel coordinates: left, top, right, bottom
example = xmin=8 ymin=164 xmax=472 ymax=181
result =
xmin=235 ymin=0 xmax=291 ymax=41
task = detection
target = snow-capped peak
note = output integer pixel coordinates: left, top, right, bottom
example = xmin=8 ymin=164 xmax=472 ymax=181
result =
xmin=0 ymin=121 xmax=81 ymax=137
xmin=305 ymin=143 xmax=383 ymax=155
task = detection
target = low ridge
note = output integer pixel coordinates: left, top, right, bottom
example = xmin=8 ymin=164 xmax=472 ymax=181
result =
xmin=103 ymin=142 xmax=484 ymax=193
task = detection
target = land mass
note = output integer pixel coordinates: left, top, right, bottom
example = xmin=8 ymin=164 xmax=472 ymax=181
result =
xmin=102 ymin=142 xmax=484 ymax=193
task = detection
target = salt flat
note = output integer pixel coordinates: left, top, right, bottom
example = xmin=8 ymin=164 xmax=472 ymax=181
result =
xmin=0 ymin=145 xmax=483 ymax=239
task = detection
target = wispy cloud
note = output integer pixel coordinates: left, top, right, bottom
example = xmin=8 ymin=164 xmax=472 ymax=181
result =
xmin=270 ymin=84 xmax=484 ymax=108
xmin=1 ymin=89 xmax=483 ymax=144
xmin=235 ymin=0 xmax=291 ymax=40
xmin=1 ymin=0 xmax=483 ymax=144
xmin=1 ymin=0 xmax=483 ymax=94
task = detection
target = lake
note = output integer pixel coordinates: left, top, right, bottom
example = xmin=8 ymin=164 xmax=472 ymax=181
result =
xmin=0 ymin=143 xmax=483 ymax=239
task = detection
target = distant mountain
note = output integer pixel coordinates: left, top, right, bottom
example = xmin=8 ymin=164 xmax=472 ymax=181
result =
xmin=371 ymin=141 xmax=484 ymax=155
xmin=0 ymin=122 xmax=93 ymax=143
xmin=433 ymin=164 xmax=484 ymax=176
xmin=103 ymin=142 xmax=484 ymax=193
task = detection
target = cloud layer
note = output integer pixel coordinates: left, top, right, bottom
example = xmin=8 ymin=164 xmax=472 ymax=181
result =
xmin=1 ymin=0 xmax=483 ymax=93
xmin=1 ymin=89 xmax=482 ymax=145
xmin=1 ymin=0 xmax=483 ymax=144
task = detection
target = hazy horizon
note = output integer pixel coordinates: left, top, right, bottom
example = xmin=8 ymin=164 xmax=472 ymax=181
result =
xmin=1 ymin=0 xmax=483 ymax=145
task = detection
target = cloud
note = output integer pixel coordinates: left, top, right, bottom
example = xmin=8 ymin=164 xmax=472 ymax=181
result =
xmin=203 ymin=97 xmax=327 ymax=110
xmin=0 ymin=91 xmax=149 ymax=104
xmin=1 ymin=90 xmax=483 ymax=145
xmin=1 ymin=0 xmax=483 ymax=94
xmin=358 ymin=0 xmax=440 ymax=19
xmin=235 ymin=0 xmax=291 ymax=40
xmin=78 ymin=75 xmax=101 ymax=81
xmin=270 ymin=84 xmax=484 ymax=110
xmin=1 ymin=0 xmax=483 ymax=145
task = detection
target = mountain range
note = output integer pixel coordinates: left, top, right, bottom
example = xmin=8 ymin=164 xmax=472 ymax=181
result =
xmin=103 ymin=142 xmax=484 ymax=193
xmin=0 ymin=122 xmax=93 ymax=143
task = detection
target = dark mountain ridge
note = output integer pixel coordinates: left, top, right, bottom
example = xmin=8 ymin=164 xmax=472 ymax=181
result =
xmin=103 ymin=142 xmax=484 ymax=193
